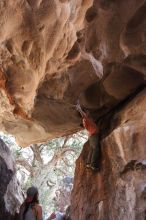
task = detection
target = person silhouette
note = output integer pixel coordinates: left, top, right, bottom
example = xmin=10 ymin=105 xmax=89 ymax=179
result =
xmin=19 ymin=186 xmax=43 ymax=220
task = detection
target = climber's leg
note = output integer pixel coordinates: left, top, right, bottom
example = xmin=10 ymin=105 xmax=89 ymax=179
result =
xmin=89 ymin=134 xmax=101 ymax=170
xmin=86 ymin=144 xmax=93 ymax=167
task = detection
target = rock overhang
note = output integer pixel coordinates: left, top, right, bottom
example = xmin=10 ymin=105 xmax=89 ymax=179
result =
xmin=0 ymin=0 xmax=145 ymax=146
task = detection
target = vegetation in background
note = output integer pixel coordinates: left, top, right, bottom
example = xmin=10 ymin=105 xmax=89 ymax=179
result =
xmin=0 ymin=131 xmax=87 ymax=217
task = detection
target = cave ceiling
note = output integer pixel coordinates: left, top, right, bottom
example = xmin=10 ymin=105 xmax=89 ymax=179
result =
xmin=0 ymin=0 xmax=146 ymax=146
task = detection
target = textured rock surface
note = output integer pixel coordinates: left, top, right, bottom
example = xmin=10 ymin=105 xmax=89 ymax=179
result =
xmin=0 ymin=0 xmax=146 ymax=218
xmin=0 ymin=139 xmax=22 ymax=220
xmin=0 ymin=0 xmax=93 ymax=146
xmin=71 ymin=89 xmax=146 ymax=220
xmin=0 ymin=0 xmax=145 ymax=146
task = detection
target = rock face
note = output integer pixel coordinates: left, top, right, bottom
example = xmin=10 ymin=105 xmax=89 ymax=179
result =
xmin=71 ymin=89 xmax=146 ymax=220
xmin=0 ymin=0 xmax=145 ymax=146
xmin=0 ymin=139 xmax=22 ymax=220
xmin=0 ymin=0 xmax=146 ymax=218
xmin=0 ymin=0 xmax=93 ymax=146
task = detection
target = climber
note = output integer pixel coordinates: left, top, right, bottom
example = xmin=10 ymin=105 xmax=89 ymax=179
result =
xmin=76 ymin=101 xmax=101 ymax=171
xmin=83 ymin=111 xmax=101 ymax=171
xmin=19 ymin=186 xmax=43 ymax=220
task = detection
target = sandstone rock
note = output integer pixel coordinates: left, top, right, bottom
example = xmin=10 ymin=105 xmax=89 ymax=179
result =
xmin=71 ymin=89 xmax=146 ymax=220
xmin=0 ymin=139 xmax=23 ymax=220
xmin=0 ymin=0 xmax=93 ymax=146
xmin=0 ymin=1 xmax=145 ymax=218
xmin=0 ymin=0 xmax=145 ymax=146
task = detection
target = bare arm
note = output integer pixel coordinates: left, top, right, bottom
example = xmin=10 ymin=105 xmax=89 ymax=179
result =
xmin=36 ymin=205 xmax=43 ymax=220
xmin=48 ymin=212 xmax=56 ymax=220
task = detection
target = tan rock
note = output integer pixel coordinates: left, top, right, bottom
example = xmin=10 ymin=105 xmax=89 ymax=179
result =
xmin=71 ymin=89 xmax=146 ymax=220
xmin=0 ymin=0 xmax=145 ymax=147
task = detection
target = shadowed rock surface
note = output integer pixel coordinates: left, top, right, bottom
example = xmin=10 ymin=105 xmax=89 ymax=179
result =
xmin=71 ymin=89 xmax=146 ymax=220
xmin=0 ymin=0 xmax=145 ymax=146
xmin=0 ymin=139 xmax=22 ymax=220
xmin=0 ymin=0 xmax=146 ymax=219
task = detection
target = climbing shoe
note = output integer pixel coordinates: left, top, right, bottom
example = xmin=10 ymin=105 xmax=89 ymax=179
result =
xmin=86 ymin=164 xmax=91 ymax=168
xmin=90 ymin=166 xmax=100 ymax=172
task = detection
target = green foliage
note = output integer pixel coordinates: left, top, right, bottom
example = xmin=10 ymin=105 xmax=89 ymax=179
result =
xmin=0 ymin=131 xmax=87 ymax=217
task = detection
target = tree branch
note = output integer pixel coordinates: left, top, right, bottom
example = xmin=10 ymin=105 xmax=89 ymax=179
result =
xmin=61 ymin=136 xmax=70 ymax=148
xmin=46 ymin=147 xmax=76 ymax=167
xmin=16 ymin=159 xmax=33 ymax=176
xmin=30 ymin=144 xmax=43 ymax=164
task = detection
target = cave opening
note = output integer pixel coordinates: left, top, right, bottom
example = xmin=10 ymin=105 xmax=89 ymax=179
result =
xmin=0 ymin=131 xmax=87 ymax=219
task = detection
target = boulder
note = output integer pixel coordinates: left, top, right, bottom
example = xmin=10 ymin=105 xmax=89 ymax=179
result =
xmin=0 ymin=0 xmax=145 ymax=146
xmin=71 ymin=89 xmax=146 ymax=220
xmin=0 ymin=139 xmax=22 ymax=220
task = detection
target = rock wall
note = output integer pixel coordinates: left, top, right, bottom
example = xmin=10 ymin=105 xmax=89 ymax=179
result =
xmin=0 ymin=0 xmax=146 ymax=218
xmin=0 ymin=139 xmax=23 ymax=220
xmin=0 ymin=0 xmax=145 ymax=146
xmin=0 ymin=0 xmax=93 ymax=146
xmin=71 ymin=89 xmax=146 ymax=220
